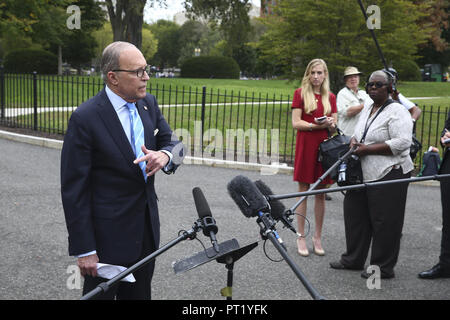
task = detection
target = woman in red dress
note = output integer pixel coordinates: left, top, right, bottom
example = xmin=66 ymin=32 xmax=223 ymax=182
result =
xmin=291 ymin=59 xmax=337 ymax=257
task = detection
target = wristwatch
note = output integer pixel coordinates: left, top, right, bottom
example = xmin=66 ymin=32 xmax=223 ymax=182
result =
xmin=309 ymin=123 xmax=313 ymax=131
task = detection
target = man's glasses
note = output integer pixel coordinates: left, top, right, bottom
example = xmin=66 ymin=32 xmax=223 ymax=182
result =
xmin=112 ymin=65 xmax=150 ymax=78
xmin=366 ymin=81 xmax=387 ymax=89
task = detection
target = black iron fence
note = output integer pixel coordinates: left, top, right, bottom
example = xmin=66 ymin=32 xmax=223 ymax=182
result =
xmin=0 ymin=71 xmax=448 ymax=171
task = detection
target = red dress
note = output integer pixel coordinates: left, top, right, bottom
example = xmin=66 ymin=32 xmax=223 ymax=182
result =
xmin=291 ymin=88 xmax=337 ymax=184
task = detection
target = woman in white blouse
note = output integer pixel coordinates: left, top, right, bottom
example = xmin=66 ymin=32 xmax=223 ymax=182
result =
xmin=330 ymin=70 xmax=413 ymax=279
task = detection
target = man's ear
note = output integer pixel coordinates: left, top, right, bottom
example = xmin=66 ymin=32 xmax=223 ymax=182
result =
xmin=107 ymin=71 xmax=119 ymax=86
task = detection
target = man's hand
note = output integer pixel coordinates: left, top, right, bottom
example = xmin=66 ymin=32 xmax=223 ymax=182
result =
xmin=442 ymin=129 xmax=450 ymax=147
xmin=78 ymin=254 xmax=99 ymax=277
xmin=134 ymin=146 xmax=170 ymax=177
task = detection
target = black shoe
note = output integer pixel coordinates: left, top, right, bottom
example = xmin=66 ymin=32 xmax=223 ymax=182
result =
xmin=418 ymin=264 xmax=450 ymax=279
xmin=361 ymin=270 xmax=395 ymax=279
xmin=330 ymin=260 xmax=363 ymax=270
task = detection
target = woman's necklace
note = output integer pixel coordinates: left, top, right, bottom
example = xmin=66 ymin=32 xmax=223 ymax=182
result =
xmin=314 ymin=91 xmax=320 ymax=103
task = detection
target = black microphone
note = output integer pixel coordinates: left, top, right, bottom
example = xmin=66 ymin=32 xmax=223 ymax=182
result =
xmin=254 ymin=180 xmax=302 ymax=237
xmin=227 ymin=175 xmax=270 ymax=217
xmin=192 ymin=187 xmax=220 ymax=253
xmin=227 ymin=175 xmax=286 ymax=249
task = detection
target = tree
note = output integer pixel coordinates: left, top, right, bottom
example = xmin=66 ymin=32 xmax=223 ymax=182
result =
xmin=58 ymin=0 xmax=106 ymax=71
xmin=258 ymin=0 xmax=432 ymax=90
xmin=416 ymin=0 xmax=450 ymax=69
xmin=183 ymin=0 xmax=253 ymax=59
xmin=147 ymin=20 xmax=181 ymax=68
xmin=105 ymin=0 xmax=165 ymax=49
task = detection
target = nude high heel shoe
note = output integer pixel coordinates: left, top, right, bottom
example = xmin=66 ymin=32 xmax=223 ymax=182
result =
xmin=312 ymin=237 xmax=325 ymax=256
xmin=296 ymin=237 xmax=309 ymax=257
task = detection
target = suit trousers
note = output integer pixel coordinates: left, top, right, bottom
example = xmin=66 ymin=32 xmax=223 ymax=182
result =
xmin=440 ymin=154 xmax=450 ymax=268
xmin=82 ymin=207 xmax=156 ymax=300
xmin=340 ymin=168 xmax=410 ymax=277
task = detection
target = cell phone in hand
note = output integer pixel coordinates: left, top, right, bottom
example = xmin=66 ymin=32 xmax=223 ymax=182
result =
xmin=315 ymin=116 xmax=327 ymax=122
xmin=444 ymin=138 xmax=450 ymax=144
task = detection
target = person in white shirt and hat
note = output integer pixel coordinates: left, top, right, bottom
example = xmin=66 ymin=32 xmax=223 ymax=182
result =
xmin=336 ymin=66 xmax=370 ymax=136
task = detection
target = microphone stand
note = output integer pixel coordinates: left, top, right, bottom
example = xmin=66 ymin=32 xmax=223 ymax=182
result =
xmin=80 ymin=222 xmax=201 ymax=300
xmin=256 ymin=212 xmax=325 ymax=300
xmin=268 ymin=173 xmax=450 ymax=201
xmin=288 ymin=147 xmax=355 ymax=214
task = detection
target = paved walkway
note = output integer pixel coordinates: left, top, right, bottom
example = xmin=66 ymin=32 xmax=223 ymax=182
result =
xmin=0 ymin=136 xmax=449 ymax=300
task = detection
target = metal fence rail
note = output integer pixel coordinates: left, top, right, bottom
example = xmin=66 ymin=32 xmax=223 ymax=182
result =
xmin=0 ymin=71 xmax=448 ymax=169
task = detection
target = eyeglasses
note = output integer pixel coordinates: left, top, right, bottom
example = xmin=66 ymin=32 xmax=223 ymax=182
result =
xmin=112 ymin=65 xmax=150 ymax=78
xmin=366 ymin=81 xmax=387 ymax=89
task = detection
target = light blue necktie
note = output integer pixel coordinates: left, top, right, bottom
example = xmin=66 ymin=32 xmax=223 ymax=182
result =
xmin=126 ymin=102 xmax=147 ymax=181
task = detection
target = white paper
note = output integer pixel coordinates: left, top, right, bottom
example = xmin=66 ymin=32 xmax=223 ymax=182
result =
xmin=96 ymin=263 xmax=136 ymax=282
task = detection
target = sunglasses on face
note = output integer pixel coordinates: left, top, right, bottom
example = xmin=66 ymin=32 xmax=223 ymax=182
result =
xmin=366 ymin=81 xmax=387 ymax=89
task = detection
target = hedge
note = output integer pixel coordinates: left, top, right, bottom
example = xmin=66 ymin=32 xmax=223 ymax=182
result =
xmin=180 ymin=56 xmax=240 ymax=79
xmin=4 ymin=49 xmax=58 ymax=74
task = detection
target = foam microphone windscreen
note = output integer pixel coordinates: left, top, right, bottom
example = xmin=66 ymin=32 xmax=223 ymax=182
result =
xmin=254 ymin=180 xmax=286 ymax=221
xmin=192 ymin=187 xmax=212 ymax=219
xmin=227 ymin=175 xmax=270 ymax=217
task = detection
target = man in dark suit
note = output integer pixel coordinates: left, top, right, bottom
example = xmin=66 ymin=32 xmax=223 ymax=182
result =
xmin=418 ymin=110 xmax=450 ymax=279
xmin=61 ymin=41 xmax=183 ymax=299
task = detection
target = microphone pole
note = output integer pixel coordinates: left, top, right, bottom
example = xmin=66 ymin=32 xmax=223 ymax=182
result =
xmin=227 ymin=175 xmax=325 ymax=300
xmin=288 ymin=147 xmax=355 ymax=214
xmin=268 ymin=173 xmax=450 ymax=201
xmin=80 ymin=223 xmax=201 ymax=300
xmin=256 ymin=211 xmax=325 ymax=300
xmin=357 ymin=0 xmax=389 ymax=70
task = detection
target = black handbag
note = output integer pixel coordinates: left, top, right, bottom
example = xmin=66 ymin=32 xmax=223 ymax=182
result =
xmin=410 ymin=134 xmax=422 ymax=160
xmin=318 ymin=127 xmax=351 ymax=180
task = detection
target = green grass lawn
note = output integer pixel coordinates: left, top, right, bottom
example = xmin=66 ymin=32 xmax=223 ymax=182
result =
xmin=2 ymin=74 xmax=449 ymax=167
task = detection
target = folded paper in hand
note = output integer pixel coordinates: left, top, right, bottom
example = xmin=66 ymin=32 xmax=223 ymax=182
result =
xmin=96 ymin=263 xmax=136 ymax=282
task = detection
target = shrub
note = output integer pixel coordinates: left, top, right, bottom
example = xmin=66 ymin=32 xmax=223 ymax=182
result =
xmin=4 ymin=49 xmax=58 ymax=74
xmin=180 ymin=56 xmax=240 ymax=79
xmin=394 ymin=59 xmax=421 ymax=81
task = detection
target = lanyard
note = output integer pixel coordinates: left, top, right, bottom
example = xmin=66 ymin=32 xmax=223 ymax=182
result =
xmin=360 ymin=99 xmax=393 ymax=143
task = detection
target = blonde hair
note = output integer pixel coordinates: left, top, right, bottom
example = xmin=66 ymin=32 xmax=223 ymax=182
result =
xmin=300 ymin=59 xmax=331 ymax=115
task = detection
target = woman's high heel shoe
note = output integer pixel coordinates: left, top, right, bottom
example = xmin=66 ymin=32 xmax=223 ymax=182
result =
xmin=296 ymin=237 xmax=309 ymax=257
xmin=312 ymin=237 xmax=325 ymax=256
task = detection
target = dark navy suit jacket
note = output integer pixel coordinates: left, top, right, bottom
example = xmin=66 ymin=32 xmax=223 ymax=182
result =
xmin=61 ymin=89 xmax=181 ymax=265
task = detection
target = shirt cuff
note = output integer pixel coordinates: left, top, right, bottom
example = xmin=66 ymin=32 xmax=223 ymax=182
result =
xmin=160 ymin=150 xmax=173 ymax=171
xmin=77 ymin=250 xmax=97 ymax=258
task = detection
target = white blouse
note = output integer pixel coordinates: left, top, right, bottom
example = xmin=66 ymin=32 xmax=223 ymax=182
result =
xmin=353 ymin=101 xmax=414 ymax=182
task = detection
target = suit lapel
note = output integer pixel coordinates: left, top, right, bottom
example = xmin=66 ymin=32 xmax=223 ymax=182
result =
xmin=95 ymin=90 xmax=139 ymax=174
xmin=136 ymin=98 xmax=154 ymax=148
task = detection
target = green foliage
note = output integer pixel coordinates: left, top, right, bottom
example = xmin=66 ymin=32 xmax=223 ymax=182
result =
xmin=258 ymin=0 xmax=432 ymax=92
xmin=4 ymin=49 xmax=57 ymax=74
xmin=184 ymin=0 xmax=253 ymax=59
xmin=180 ymin=56 xmax=240 ymax=79
xmin=394 ymin=59 xmax=421 ymax=81
xmin=148 ymin=20 xmax=181 ymax=68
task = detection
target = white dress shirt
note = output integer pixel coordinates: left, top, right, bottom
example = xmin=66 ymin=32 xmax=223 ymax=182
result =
xmin=336 ymin=87 xmax=370 ymax=136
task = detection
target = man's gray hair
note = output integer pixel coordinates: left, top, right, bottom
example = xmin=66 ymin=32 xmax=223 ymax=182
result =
xmin=101 ymin=41 xmax=137 ymax=83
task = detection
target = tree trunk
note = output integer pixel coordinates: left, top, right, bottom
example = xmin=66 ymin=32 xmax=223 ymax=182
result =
xmin=58 ymin=45 xmax=63 ymax=75
xmin=105 ymin=0 xmax=146 ymax=49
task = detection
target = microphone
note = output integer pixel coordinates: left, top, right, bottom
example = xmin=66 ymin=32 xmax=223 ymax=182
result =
xmin=254 ymin=180 xmax=302 ymax=238
xmin=227 ymin=175 xmax=286 ymax=250
xmin=226 ymin=175 xmax=270 ymax=217
xmin=192 ymin=187 xmax=220 ymax=253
